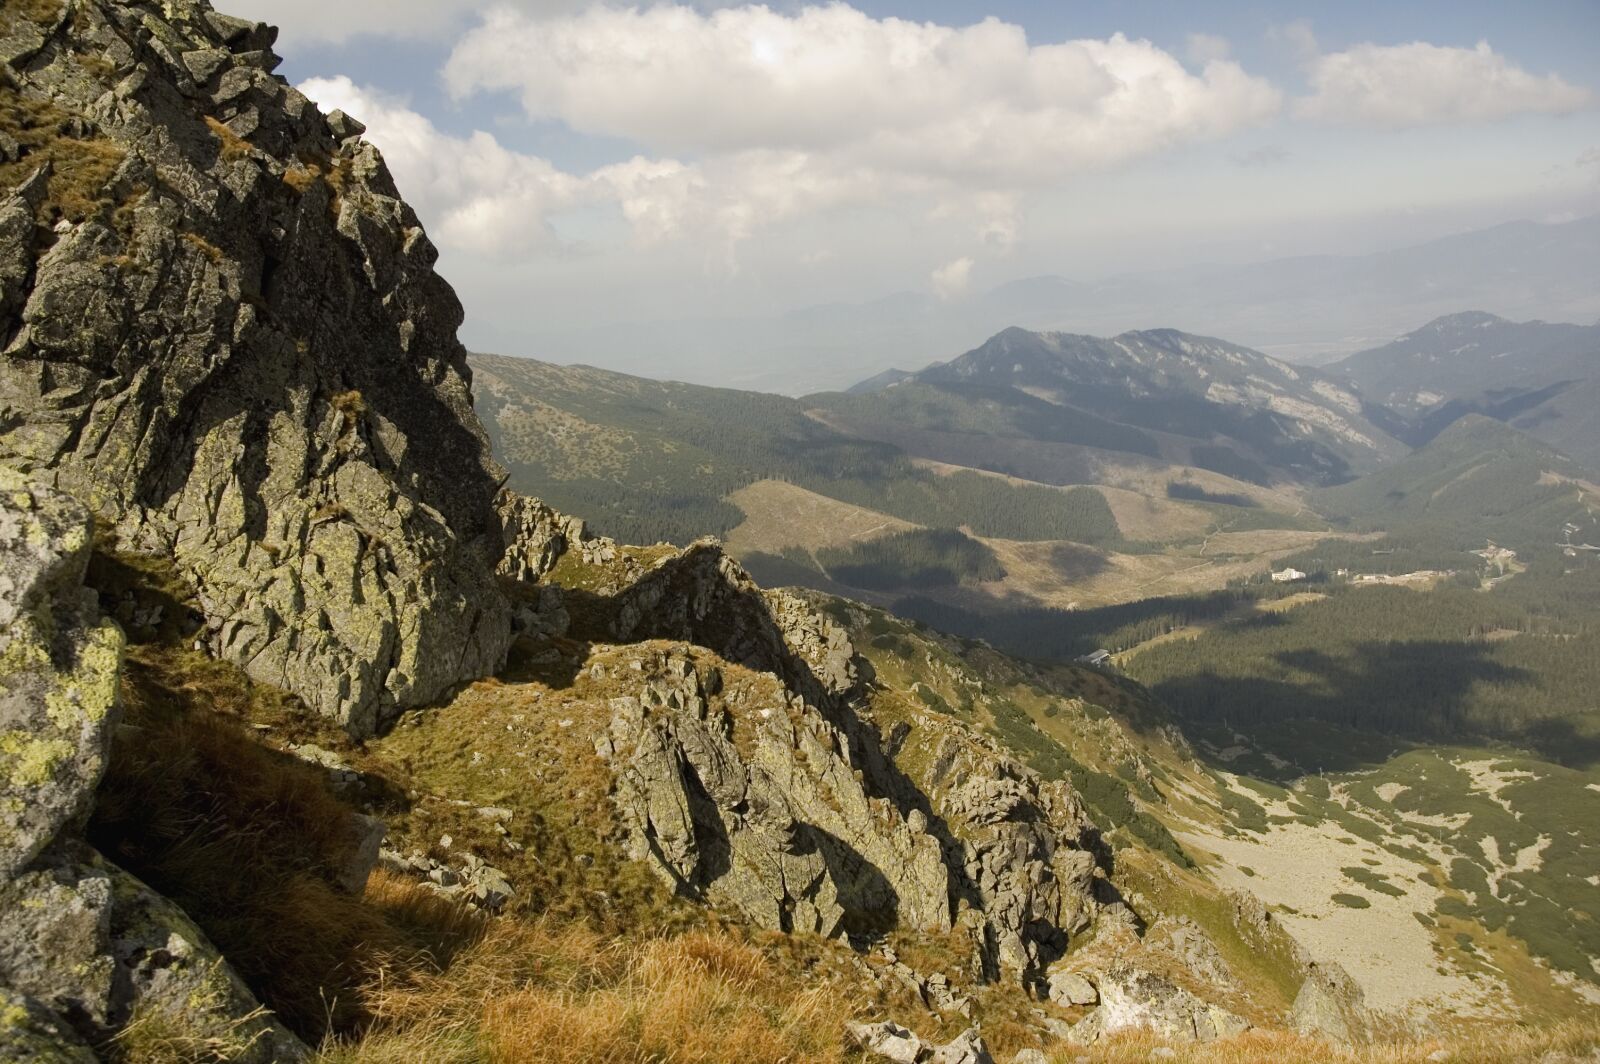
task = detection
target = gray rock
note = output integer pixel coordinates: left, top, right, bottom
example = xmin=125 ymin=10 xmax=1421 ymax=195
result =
xmin=929 ymin=1027 xmax=995 ymax=1064
xmin=1010 ymin=1051 xmax=1049 ymax=1064
xmin=1070 ymin=966 xmax=1249 ymax=1044
xmin=337 ymin=813 xmax=387 ymax=894
xmin=0 ymin=842 xmax=308 ymax=1060
xmin=1047 ymin=969 xmax=1099 ymax=1006
xmin=603 ymin=649 xmax=958 ymax=937
xmin=846 ymin=1020 xmax=924 ymax=1063
xmin=0 ymin=0 xmax=515 ymax=738
xmin=0 ymin=473 xmax=124 ymax=879
xmin=0 ymin=986 xmax=99 ymax=1063
xmin=1291 ymin=961 xmax=1367 ymax=1042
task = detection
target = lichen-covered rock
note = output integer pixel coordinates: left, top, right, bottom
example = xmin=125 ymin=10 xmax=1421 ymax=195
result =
xmin=1046 ymin=969 xmax=1098 ymax=1006
xmin=0 ymin=841 xmax=308 ymax=1060
xmin=601 ymin=649 xmax=953 ymax=937
xmin=0 ymin=986 xmax=98 ymax=1063
xmin=1291 ymin=961 xmax=1367 ymax=1042
xmin=0 ymin=0 xmax=513 ymax=736
xmin=496 ymin=491 xmax=583 ymax=583
xmin=0 ymin=470 xmax=123 ymax=879
xmin=1069 ymin=966 xmax=1250 ymax=1044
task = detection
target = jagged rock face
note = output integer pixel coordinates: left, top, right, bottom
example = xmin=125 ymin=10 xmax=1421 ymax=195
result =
xmin=496 ymin=491 xmax=582 ymax=584
xmin=912 ymin=724 xmax=1100 ymax=982
xmin=0 ymin=470 xmax=122 ymax=879
xmin=0 ymin=0 xmax=512 ymax=735
xmin=594 ymin=540 xmax=859 ymax=705
xmin=600 ymin=649 xmax=948 ymax=936
xmin=0 ymin=840 xmax=308 ymax=1061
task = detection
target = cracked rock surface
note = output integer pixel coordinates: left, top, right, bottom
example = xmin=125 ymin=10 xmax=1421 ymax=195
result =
xmin=1 ymin=0 xmax=512 ymax=736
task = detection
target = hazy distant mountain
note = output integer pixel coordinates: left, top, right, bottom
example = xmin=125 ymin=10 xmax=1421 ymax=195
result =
xmin=1329 ymin=312 xmax=1600 ymax=469
xmin=516 ymin=215 xmax=1600 ymax=394
xmin=818 ymin=326 xmax=1404 ymax=486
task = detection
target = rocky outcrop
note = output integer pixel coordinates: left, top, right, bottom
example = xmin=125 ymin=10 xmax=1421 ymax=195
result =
xmin=599 ymin=649 xmax=946 ymax=936
xmin=496 ymin=491 xmax=584 ymax=583
xmin=0 ymin=472 xmax=122 ymax=879
xmin=1 ymin=0 xmax=513 ymax=736
xmin=916 ymin=726 xmax=1099 ymax=981
xmin=1068 ymin=966 xmax=1250 ymax=1045
xmin=571 ymin=540 xmax=859 ymax=705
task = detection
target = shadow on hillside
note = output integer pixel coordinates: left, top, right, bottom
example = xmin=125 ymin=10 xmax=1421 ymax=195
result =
xmin=1147 ymin=640 xmax=1547 ymax=775
xmin=891 ymin=588 xmax=1251 ymax=665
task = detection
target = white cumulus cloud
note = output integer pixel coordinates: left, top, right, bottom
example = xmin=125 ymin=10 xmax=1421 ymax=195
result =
xmin=443 ymin=4 xmax=1282 ymax=186
xmin=1296 ymin=40 xmax=1593 ymax=128
xmin=298 ymin=77 xmax=883 ymax=260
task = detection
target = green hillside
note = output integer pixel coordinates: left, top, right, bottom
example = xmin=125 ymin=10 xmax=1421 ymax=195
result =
xmin=1311 ymin=415 xmax=1600 ymax=553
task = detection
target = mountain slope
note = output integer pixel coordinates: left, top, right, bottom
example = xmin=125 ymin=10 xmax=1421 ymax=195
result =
xmin=820 ymin=326 xmax=1404 ymax=486
xmin=1311 ymin=415 xmax=1600 ymax=553
xmin=1329 ymin=312 xmax=1600 ymax=469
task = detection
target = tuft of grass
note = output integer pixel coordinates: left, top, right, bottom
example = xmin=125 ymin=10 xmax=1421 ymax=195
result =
xmin=0 ymin=0 xmax=63 ymax=28
xmin=203 ymin=115 xmax=252 ymax=162
xmin=180 ymin=230 xmax=225 ymax=265
xmin=0 ymin=84 xmax=125 ymax=223
xmin=1330 ymin=892 xmax=1372 ymax=909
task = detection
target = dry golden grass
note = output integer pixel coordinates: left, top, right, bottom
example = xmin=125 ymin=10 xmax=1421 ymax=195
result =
xmin=324 ymin=919 xmax=855 ymax=1064
xmin=1028 ymin=1021 xmax=1600 ymax=1063
xmin=87 ymin=645 xmax=483 ymax=1042
xmin=0 ymin=83 xmax=124 ymax=223
xmin=204 ymin=115 xmax=252 ymax=162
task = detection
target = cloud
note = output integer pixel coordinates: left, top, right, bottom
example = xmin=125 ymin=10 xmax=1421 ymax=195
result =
xmin=298 ymin=77 xmax=882 ymax=260
xmin=443 ymin=5 xmax=1282 ymax=187
xmin=1231 ymin=144 xmax=1290 ymax=168
xmin=931 ymin=256 xmax=974 ymax=300
xmin=1296 ymin=40 xmax=1593 ymax=128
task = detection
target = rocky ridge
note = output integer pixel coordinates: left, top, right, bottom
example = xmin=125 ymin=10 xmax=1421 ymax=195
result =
xmin=1 ymin=0 xmax=512 ymax=737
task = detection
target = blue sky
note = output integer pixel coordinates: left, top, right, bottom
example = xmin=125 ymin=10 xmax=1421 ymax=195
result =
xmin=235 ymin=0 xmax=1600 ymax=353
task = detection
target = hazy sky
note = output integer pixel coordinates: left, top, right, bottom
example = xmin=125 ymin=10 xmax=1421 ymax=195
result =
xmin=237 ymin=1 xmax=1600 ymax=356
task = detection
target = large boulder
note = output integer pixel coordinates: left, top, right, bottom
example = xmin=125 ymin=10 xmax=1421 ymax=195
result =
xmin=0 ymin=841 xmax=309 ymax=1061
xmin=0 ymin=471 xmax=122 ymax=879
xmin=1069 ymin=966 xmax=1250 ymax=1044
xmin=0 ymin=0 xmax=513 ymax=736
